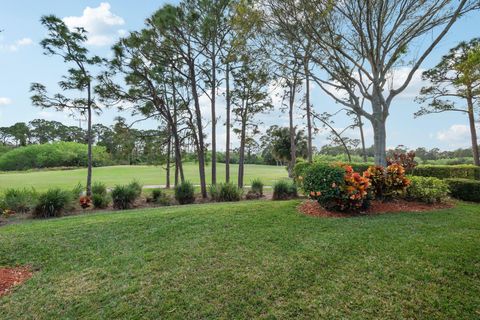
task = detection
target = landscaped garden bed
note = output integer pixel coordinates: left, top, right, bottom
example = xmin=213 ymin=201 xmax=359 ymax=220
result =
xmin=0 ymin=266 xmax=32 ymax=297
xmin=298 ymin=199 xmax=453 ymax=218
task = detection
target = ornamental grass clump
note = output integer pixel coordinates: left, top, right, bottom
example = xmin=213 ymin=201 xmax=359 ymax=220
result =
xmin=91 ymin=182 xmax=110 ymax=209
xmin=210 ymin=183 xmax=242 ymax=202
xmin=33 ymin=188 xmax=73 ymax=218
xmin=272 ymin=180 xmax=297 ymax=200
xmin=175 ymin=181 xmax=195 ymax=205
xmin=111 ymin=181 xmax=142 ymax=210
xmin=2 ymin=188 xmax=37 ymax=213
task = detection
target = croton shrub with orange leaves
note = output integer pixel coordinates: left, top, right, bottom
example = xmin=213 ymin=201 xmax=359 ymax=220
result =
xmin=301 ymin=163 xmax=372 ymax=212
xmin=366 ymin=164 xmax=410 ymax=200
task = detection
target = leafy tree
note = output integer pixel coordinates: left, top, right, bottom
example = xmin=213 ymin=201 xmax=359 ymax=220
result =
xmin=416 ymin=38 xmax=480 ymax=166
xmin=145 ymin=2 xmax=210 ymax=197
xmin=261 ymin=125 xmax=308 ymax=165
xmin=7 ymin=122 xmax=30 ymax=146
xmin=30 ymin=15 xmax=102 ymax=196
xmin=197 ymin=0 xmax=234 ymax=185
xmin=232 ymin=48 xmax=272 ymax=188
xmin=265 ymin=0 xmax=479 ymax=166
xmin=97 ymin=26 xmax=186 ymax=184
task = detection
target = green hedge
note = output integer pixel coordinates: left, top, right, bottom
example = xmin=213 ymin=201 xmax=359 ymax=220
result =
xmin=295 ymin=162 xmax=480 ymax=181
xmin=445 ymin=179 xmax=480 ymax=202
xmin=0 ymin=142 xmax=111 ymax=171
xmin=412 ymin=165 xmax=480 ymax=180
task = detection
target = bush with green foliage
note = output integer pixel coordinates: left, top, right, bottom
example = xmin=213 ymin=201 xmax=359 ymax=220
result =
xmin=147 ymin=189 xmax=171 ymax=206
xmin=92 ymin=194 xmax=110 ymax=209
xmin=210 ymin=183 xmax=242 ymax=202
xmin=2 ymin=188 xmax=37 ymax=213
xmin=0 ymin=142 xmax=111 ymax=171
xmin=250 ymin=179 xmax=264 ymax=195
xmin=111 ymin=181 xmax=142 ymax=210
xmin=272 ymin=180 xmax=297 ymax=200
xmin=300 ymin=162 xmax=345 ymax=197
xmin=128 ymin=180 xmax=143 ymax=198
xmin=407 ymin=176 xmax=450 ymax=204
xmin=412 ymin=165 xmax=480 ymax=180
xmin=350 ymin=163 xmax=480 ymax=180
xmin=445 ymin=179 xmax=480 ymax=202
xmin=293 ymin=161 xmax=312 ymax=182
xmin=175 ymin=181 xmax=195 ymax=205
xmin=33 ymin=188 xmax=73 ymax=218
xmin=92 ymin=182 xmax=107 ymax=196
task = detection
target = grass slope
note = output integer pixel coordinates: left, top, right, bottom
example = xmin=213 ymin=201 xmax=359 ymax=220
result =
xmin=0 ymin=163 xmax=287 ymax=192
xmin=0 ymin=201 xmax=479 ymax=319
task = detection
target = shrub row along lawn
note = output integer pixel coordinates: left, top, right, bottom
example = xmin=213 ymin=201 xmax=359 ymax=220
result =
xmin=0 ymin=163 xmax=288 ymax=192
xmin=1 ymin=200 xmax=479 ymax=319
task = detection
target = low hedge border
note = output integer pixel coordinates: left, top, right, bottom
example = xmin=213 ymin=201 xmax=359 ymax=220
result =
xmin=445 ymin=179 xmax=480 ymax=202
xmin=349 ymin=164 xmax=480 ymax=180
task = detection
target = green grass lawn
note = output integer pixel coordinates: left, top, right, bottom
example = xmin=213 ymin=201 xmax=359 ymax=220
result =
xmin=0 ymin=163 xmax=287 ymax=192
xmin=0 ymin=200 xmax=479 ymax=319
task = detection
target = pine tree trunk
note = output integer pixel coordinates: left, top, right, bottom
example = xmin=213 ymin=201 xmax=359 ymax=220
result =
xmin=171 ymin=77 xmax=184 ymax=184
xmin=467 ymin=96 xmax=480 ymax=166
xmin=86 ymin=84 xmax=93 ymax=197
xmin=238 ymin=117 xmax=247 ymax=188
xmin=211 ymin=47 xmax=217 ymax=185
xmin=189 ymin=61 xmax=207 ymax=198
xmin=166 ymin=128 xmax=171 ymax=189
xmin=289 ymin=87 xmax=296 ymax=178
xmin=304 ymin=60 xmax=313 ymax=163
xmin=225 ymin=62 xmax=231 ymax=183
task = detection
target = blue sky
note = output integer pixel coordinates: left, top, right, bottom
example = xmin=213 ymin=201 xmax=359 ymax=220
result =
xmin=0 ymin=1 xmax=479 ymax=151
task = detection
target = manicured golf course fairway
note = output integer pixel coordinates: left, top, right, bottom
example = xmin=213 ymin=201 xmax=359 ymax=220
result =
xmin=0 ymin=163 xmax=288 ymax=192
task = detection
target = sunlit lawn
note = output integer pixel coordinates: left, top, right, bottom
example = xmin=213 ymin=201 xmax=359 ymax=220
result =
xmin=0 ymin=200 xmax=479 ymax=319
xmin=0 ymin=163 xmax=288 ymax=192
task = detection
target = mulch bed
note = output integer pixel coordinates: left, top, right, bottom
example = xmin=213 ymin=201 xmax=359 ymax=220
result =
xmin=0 ymin=266 xmax=32 ymax=297
xmin=298 ymin=199 xmax=454 ymax=218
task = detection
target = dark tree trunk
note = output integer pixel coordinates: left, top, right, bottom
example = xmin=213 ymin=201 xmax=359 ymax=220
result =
xmin=225 ymin=62 xmax=231 ymax=183
xmin=166 ymin=128 xmax=171 ymax=189
xmin=86 ymin=84 xmax=93 ymax=197
xmin=189 ymin=61 xmax=207 ymax=198
xmin=467 ymin=95 xmax=480 ymax=166
xmin=304 ymin=60 xmax=313 ymax=163
xmin=211 ymin=48 xmax=217 ymax=185
xmin=238 ymin=114 xmax=247 ymax=188
xmin=175 ymin=161 xmax=179 ymax=186
xmin=288 ymin=86 xmax=296 ymax=178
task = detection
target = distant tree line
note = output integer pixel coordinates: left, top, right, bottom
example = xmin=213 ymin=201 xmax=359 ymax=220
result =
xmin=0 ymin=118 xmax=169 ymax=165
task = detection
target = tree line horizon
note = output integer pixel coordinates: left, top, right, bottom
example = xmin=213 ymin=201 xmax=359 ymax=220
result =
xmin=3 ymin=0 xmax=479 ymax=197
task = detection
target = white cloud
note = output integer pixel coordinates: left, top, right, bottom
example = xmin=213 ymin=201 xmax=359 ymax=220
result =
xmin=63 ymin=2 xmax=125 ymax=46
xmin=436 ymin=124 xmax=478 ymax=148
xmin=0 ymin=37 xmax=33 ymax=52
xmin=0 ymin=97 xmax=12 ymax=106
xmin=386 ymin=67 xmax=426 ymax=99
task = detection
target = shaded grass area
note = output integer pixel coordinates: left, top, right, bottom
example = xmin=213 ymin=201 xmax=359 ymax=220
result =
xmin=0 ymin=163 xmax=288 ymax=192
xmin=0 ymin=201 xmax=479 ymax=319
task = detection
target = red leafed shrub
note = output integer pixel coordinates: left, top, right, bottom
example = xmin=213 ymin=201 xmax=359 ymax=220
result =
xmin=366 ymin=164 xmax=410 ymax=200
xmin=79 ymin=196 xmax=91 ymax=209
xmin=387 ymin=150 xmax=417 ymax=173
